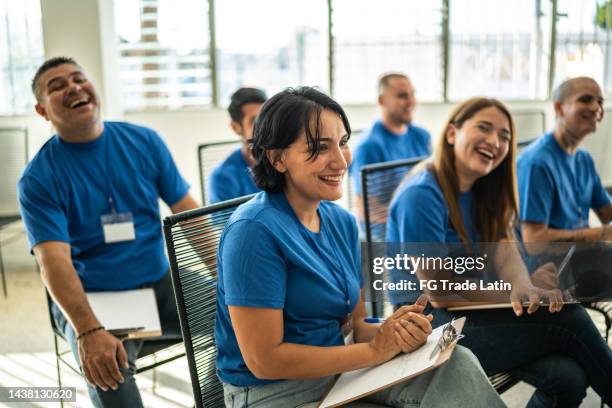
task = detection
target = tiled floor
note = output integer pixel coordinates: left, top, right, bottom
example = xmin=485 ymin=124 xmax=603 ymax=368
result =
xmin=0 ymin=232 xmax=608 ymax=407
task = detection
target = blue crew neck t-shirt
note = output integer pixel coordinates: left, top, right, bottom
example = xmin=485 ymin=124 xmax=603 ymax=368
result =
xmin=215 ymin=191 xmax=362 ymax=386
xmin=517 ymin=132 xmax=611 ymax=230
xmin=386 ymin=169 xmax=478 ymax=304
xmin=387 ymin=169 xmax=477 ymax=244
xmin=351 ymin=120 xmax=431 ymax=195
xmin=18 ymin=121 xmax=189 ymax=291
xmin=209 ymin=147 xmax=259 ymax=203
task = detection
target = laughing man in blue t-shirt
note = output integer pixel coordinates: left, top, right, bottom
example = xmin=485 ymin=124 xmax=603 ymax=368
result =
xmin=518 ymin=77 xmax=612 ymax=245
xmin=18 ymin=57 xmax=199 ymax=408
xmin=208 ymin=87 xmax=267 ymax=203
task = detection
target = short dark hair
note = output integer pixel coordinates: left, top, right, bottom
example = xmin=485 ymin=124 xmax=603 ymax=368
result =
xmin=378 ymin=72 xmax=410 ymax=95
xmin=228 ymin=87 xmax=267 ymax=124
xmin=251 ymin=87 xmax=351 ymax=192
xmin=31 ymin=56 xmax=80 ymax=101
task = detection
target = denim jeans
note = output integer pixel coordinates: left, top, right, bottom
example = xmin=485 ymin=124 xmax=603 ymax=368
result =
xmin=222 ymin=346 xmax=505 ymax=408
xmin=429 ymin=304 xmax=612 ymax=407
xmin=51 ymin=272 xmax=181 ymax=408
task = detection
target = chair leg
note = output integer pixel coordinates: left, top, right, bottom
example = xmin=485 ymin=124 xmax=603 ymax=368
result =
xmin=53 ymin=335 xmax=64 ymax=408
xmin=0 ymin=241 xmax=7 ymax=298
xmin=152 ymin=354 xmax=158 ymax=395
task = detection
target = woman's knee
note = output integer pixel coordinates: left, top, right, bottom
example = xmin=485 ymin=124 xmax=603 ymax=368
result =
xmin=447 ymin=346 xmax=483 ymax=372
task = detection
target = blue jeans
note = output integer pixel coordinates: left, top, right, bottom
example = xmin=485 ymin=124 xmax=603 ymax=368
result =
xmin=430 ymin=304 xmax=612 ymax=407
xmin=51 ymin=272 xmax=181 ymax=408
xmin=222 ymin=346 xmax=505 ymax=408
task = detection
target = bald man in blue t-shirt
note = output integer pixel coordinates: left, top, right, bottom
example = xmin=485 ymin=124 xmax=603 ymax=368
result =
xmin=518 ymin=77 xmax=612 ymax=245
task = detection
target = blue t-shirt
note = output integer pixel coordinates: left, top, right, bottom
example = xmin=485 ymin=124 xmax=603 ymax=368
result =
xmin=215 ymin=191 xmax=362 ymax=386
xmin=517 ymin=132 xmax=611 ymax=230
xmin=209 ymin=148 xmax=259 ymax=203
xmin=18 ymin=121 xmax=189 ymax=291
xmin=351 ymin=120 xmax=431 ymax=195
xmin=386 ymin=170 xmax=479 ymax=304
xmin=387 ymin=169 xmax=477 ymax=244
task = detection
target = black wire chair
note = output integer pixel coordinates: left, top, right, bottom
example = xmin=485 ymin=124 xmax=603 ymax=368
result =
xmin=163 ymin=195 xmax=254 ymax=408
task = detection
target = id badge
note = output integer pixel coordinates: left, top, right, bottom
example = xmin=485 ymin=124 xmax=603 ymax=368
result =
xmin=101 ymin=212 xmax=136 ymax=243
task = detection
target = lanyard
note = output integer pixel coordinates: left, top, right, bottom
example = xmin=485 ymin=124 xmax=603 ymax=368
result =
xmin=105 ymin=133 xmax=116 ymax=214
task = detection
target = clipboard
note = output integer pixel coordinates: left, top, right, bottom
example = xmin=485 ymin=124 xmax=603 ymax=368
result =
xmin=86 ymin=288 xmax=162 ymax=339
xmin=318 ymin=317 xmax=466 ymax=408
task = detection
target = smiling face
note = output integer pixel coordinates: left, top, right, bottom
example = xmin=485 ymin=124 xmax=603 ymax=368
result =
xmin=556 ymin=79 xmax=604 ymax=142
xmin=446 ymin=106 xmax=512 ymax=190
xmin=271 ymin=109 xmax=352 ymax=205
xmin=379 ymin=77 xmax=416 ymax=125
xmin=34 ymin=63 xmax=101 ymax=138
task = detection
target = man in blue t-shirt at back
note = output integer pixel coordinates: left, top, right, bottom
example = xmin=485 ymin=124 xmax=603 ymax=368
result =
xmin=350 ymin=73 xmax=431 ymax=234
xmin=517 ymin=77 xmax=612 ymax=298
xmin=17 ymin=57 xmax=199 ymax=407
xmin=518 ymin=77 xmax=612 ymax=243
xmin=208 ymin=87 xmax=267 ymax=203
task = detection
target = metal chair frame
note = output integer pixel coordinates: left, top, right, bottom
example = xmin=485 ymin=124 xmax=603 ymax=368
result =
xmin=45 ymin=287 xmax=185 ymax=406
xmin=163 ymin=195 xmax=253 ymax=408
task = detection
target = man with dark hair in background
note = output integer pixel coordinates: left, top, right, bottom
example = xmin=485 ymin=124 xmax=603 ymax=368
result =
xmin=209 ymin=87 xmax=267 ymax=203
xmin=18 ymin=56 xmax=199 ymax=407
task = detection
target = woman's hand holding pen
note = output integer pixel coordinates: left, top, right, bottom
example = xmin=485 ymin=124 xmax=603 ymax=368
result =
xmin=368 ymin=295 xmax=433 ymax=361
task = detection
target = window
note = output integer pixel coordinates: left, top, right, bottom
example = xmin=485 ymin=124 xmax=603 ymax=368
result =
xmin=114 ymin=0 xmax=212 ymax=110
xmin=111 ymin=0 xmax=612 ymax=111
xmin=215 ymin=0 xmax=329 ymax=106
xmin=555 ymin=0 xmax=612 ymax=93
xmin=448 ymin=0 xmax=550 ymax=100
xmin=332 ymin=0 xmax=444 ymax=104
xmin=0 ymin=0 xmax=44 ymax=115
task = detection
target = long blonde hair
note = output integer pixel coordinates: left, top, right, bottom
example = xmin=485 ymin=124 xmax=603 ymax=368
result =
xmin=432 ymin=97 xmax=518 ymax=243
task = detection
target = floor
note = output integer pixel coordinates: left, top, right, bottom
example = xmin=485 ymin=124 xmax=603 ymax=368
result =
xmin=0 ymin=225 xmax=608 ymax=407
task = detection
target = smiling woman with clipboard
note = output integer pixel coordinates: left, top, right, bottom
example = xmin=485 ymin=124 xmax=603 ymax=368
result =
xmin=213 ymin=88 xmax=504 ymax=408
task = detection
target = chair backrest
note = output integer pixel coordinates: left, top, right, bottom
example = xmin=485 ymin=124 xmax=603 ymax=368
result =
xmin=360 ymin=156 xmax=427 ymax=244
xmin=512 ymin=110 xmax=546 ymax=140
xmin=360 ymin=157 xmax=425 ymax=317
xmin=197 ymin=140 xmax=242 ymax=205
xmin=0 ymin=127 xmax=28 ymax=217
xmin=163 ymin=195 xmax=254 ymax=408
